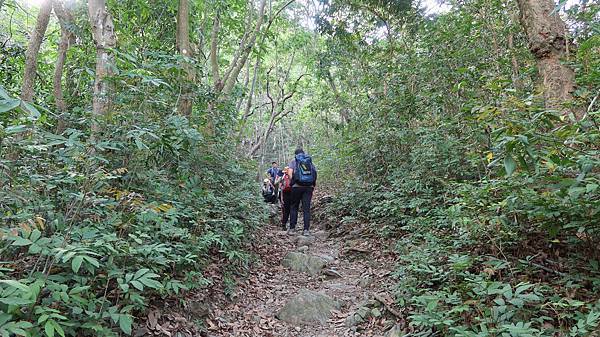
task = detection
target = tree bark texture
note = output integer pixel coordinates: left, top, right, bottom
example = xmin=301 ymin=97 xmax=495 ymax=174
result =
xmin=176 ymin=0 xmax=195 ymax=116
xmin=21 ymin=0 xmax=52 ymax=102
xmin=516 ymin=0 xmax=576 ymax=115
xmin=88 ymin=0 xmax=116 ymax=133
xmin=53 ymin=0 xmax=75 ymax=133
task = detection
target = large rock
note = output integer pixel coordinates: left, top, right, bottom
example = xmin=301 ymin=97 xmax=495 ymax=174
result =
xmin=276 ymin=289 xmax=340 ymax=325
xmin=282 ymin=252 xmax=327 ymax=275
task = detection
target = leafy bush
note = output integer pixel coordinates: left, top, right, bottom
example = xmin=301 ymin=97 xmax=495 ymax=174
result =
xmin=0 ymin=91 xmax=265 ymax=335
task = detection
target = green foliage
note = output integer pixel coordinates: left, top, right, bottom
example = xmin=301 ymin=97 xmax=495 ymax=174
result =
xmin=0 ymin=99 xmax=265 ymax=335
xmin=0 ymin=1 xmax=267 ymax=329
xmin=311 ymin=0 xmax=600 ymax=335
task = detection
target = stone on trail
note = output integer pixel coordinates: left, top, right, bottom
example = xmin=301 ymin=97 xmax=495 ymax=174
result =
xmin=297 ymin=245 xmax=309 ymax=253
xmin=276 ymin=289 xmax=340 ymax=326
xmin=322 ymin=268 xmax=343 ymax=278
xmin=282 ymin=251 xmax=327 ymax=275
xmin=295 ymin=234 xmax=316 ymax=246
xmin=385 ymin=324 xmax=406 ymax=337
xmin=313 ymin=230 xmax=330 ymax=240
xmin=316 ymin=253 xmax=335 ymax=263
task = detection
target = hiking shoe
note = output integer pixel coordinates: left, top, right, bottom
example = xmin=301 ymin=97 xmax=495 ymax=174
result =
xmin=287 ymin=228 xmax=296 ymax=235
xmin=302 ymin=230 xmax=310 ymax=236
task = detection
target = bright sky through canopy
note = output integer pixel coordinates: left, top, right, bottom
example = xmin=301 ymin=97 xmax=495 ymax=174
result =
xmin=423 ymin=0 xmax=583 ymax=14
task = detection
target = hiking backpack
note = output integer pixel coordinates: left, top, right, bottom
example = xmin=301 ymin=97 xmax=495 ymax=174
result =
xmin=293 ymin=153 xmax=315 ymax=186
xmin=281 ymin=173 xmax=292 ymax=192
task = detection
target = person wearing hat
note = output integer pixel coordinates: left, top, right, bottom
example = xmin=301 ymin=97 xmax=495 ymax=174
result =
xmin=261 ymin=178 xmax=276 ymax=203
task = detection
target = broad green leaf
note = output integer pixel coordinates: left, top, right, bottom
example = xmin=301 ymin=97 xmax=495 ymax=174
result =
xmin=119 ymin=314 xmax=133 ymax=335
xmin=21 ymin=101 xmax=41 ymax=119
xmin=0 ymin=298 xmax=34 ymax=305
xmin=130 ymin=280 xmax=144 ymax=291
xmin=0 ymin=280 xmax=30 ymax=291
xmin=44 ymin=320 xmax=55 ymax=337
xmin=53 ymin=321 xmax=65 ymax=337
xmin=30 ymin=229 xmax=42 ymax=242
xmin=139 ymin=276 xmax=162 ymax=289
xmin=71 ymin=256 xmax=84 ymax=273
xmin=504 ymin=155 xmax=517 ymax=176
xmin=38 ymin=314 xmax=50 ymax=323
xmin=514 ymin=283 xmax=533 ymax=295
xmin=133 ymin=268 xmax=149 ymax=280
xmin=83 ymin=256 xmax=99 ymax=268
xmin=0 ymin=99 xmax=20 ymax=113
xmin=0 ymin=85 xmax=10 ymax=99
xmin=0 ymin=313 xmax=11 ymax=325
xmin=4 ymin=125 xmax=27 ymax=135
xmin=11 ymin=237 xmax=32 ymax=247
xmin=68 ymin=286 xmax=89 ymax=295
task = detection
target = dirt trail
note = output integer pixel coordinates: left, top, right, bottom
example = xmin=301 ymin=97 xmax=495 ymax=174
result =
xmin=205 ymin=207 xmax=400 ymax=337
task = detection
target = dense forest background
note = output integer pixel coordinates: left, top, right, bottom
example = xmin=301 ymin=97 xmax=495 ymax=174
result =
xmin=0 ymin=0 xmax=599 ymax=336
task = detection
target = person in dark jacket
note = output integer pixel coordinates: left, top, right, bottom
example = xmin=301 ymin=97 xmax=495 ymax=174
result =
xmin=286 ymin=148 xmax=317 ymax=236
xmin=266 ymin=161 xmax=282 ymax=184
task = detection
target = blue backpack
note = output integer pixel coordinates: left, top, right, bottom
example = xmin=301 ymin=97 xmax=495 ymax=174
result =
xmin=293 ymin=153 xmax=315 ymax=186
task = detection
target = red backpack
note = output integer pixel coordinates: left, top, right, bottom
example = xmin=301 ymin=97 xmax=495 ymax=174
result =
xmin=281 ymin=173 xmax=292 ymax=193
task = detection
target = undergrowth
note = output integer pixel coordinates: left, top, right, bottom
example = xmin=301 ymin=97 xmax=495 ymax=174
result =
xmin=0 ymin=108 xmax=265 ymax=336
xmin=322 ymin=104 xmax=600 ymax=336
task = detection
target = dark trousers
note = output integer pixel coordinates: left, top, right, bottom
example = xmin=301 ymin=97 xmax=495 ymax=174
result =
xmin=289 ymin=186 xmax=314 ymax=231
xmin=281 ymin=191 xmax=292 ymax=229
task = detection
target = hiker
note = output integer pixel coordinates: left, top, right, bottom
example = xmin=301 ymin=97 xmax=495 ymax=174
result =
xmin=266 ymin=161 xmax=282 ymax=185
xmin=261 ymin=178 xmax=276 ymax=203
xmin=279 ymin=166 xmax=293 ymax=230
xmin=267 ymin=161 xmax=283 ymax=202
xmin=287 ymin=148 xmax=317 ymax=236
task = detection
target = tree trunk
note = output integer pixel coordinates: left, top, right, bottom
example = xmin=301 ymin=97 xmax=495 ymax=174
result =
xmin=176 ymin=0 xmax=195 ymax=116
xmin=507 ymin=32 xmax=522 ymax=92
xmin=209 ymin=13 xmax=221 ymax=91
xmin=221 ymin=0 xmax=267 ymax=96
xmin=516 ymin=0 xmax=576 ymax=116
xmin=88 ymin=0 xmax=116 ymax=134
xmin=20 ymin=0 xmax=52 ymax=103
xmin=326 ymin=69 xmax=350 ymax=124
xmin=53 ymin=0 xmax=75 ymax=133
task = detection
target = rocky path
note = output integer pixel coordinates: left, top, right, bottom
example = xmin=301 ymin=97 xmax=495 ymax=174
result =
xmin=204 ymin=209 xmax=403 ymax=337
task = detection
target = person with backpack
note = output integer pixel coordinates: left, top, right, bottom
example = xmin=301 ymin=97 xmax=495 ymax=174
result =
xmin=266 ymin=161 xmax=282 ymax=185
xmin=286 ymin=148 xmax=317 ymax=236
xmin=279 ymin=166 xmax=293 ymax=231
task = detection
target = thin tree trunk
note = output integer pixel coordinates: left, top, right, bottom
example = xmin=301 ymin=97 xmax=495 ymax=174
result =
xmin=326 ymin=69 xmax=350 ymax=124
xmin=516 ymin=0 xmax=576 ymax=117
xmin=209 ymin=13 xmax=221 ymax=91
xmin=21 ymin=0 xmax=52 ymax=103
xmin=88 ymin=0 xmax=116 ymax=134
xmin=221 ymin=0 xmax=267 ymax=96
xmin=176 ymin=0 xmax=195 ymax=116
xmin=236 ymin=61 xmax=251 ymax=111
xmin=507 ymin=32 xmax=522 ymax=92
xmin=243 ymin=54 xmax=261 ymax=120
xmin=53 ymin=0 xmax=75 ymax=133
